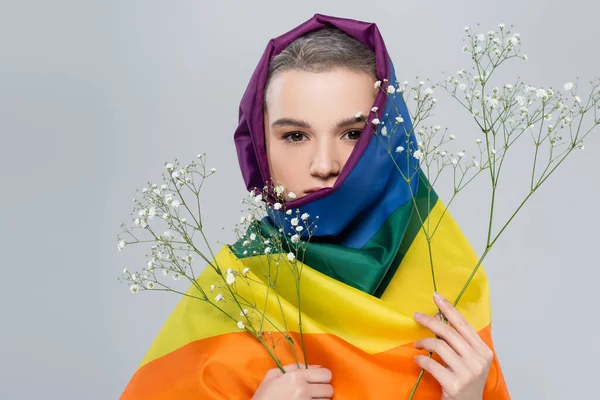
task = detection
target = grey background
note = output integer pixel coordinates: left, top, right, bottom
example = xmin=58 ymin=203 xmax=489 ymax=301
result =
xmin=1 ymin=0 xmax=599 ymax=399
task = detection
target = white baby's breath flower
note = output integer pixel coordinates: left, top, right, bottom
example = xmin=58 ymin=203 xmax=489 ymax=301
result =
xmin=250 ymin=233 xmax=256 ymax=241
xmin=274 ymin=185 xmax=285 ymax=196
xmin=146 ymin=281 xmax=155 ymax=289
xmin=226 ymin=271 xmax=236 ymax=284
xmin=413 ymin=150 xmax=423 ymax=160
xmin=371 ymin=106 xmax=379 ymax=112
xmin=210 ymin=168 xmax=216 ymax=174
xmin=237 ymin=321 xmax=245 ymax=329
xmin=457 ymin=151 xmax=465 ymax=158
xmin=130 ymin=284 xmax=139 ymax=294
xmin=210 ymin=284 xmax=215 ymax=292
xmin=215 ymin=293 xmax=224 ymax=302
xmin=374 ymin=80 xmax=382 ymax=89
xmin=395 ymin=146 xmax=404 ymax=153
xmin=165 ymin=163 xmax=174 ymax=171
xmin=240 ymin=309 xmax=249 ymax=316
xmin=578 ymin=144 xmax=585 ymax=150
xmin=380 ymin=126 xmax=388 ymax=136
xmin=254 ymin=194 xmax=263 ymax=203
xmin=243 ymin=267 xmax=250 ymax=275
xmin=387 ymin=85 xmax=396 ymax=94
xmin=564 ymin=82 xmax=573 ymax=91
xmin=291 ymin=234 xmax=300 ymax=243
xmin=273 ymin=202 xmax=282 ymax=210
xmin=536 ymin=89 xmax=548 ymax=99
xmin=449 ymin=134 xmax=456 ymax=140
xmin=472 ymin=159 xmax=480 ymax=167
xmin=458 ymin=83 xmax=467 ymax=91
xmin=464 ymin=26 xmax=470 ymax=31
xmin=286 ymin=209 xmax=292 ymax=215
xmin=477 ymin=34 xmax=485 ymax=41
xmin=172 ymin=273 xmax=181 ymax=280
xmin=172 ymin=170 xmax=180 ymax=179
xmin=575 ymin=96 xmax=581 ymax=103
xmin=440 ymin=151 xmax=447 ymax=157
xmin=372 ymin=118 xmax=380 ymax=125
xmin=290 ymin=218 xmax=299 ymax=226
xmin=171 ymin=200 xmax=180 ymax=208
xmin=134 ymin=218 xmax=141 ymax=225
xmin=287 ymin=252 xmax=295 ymax=261
xmin=424 ymin=88 xmax=434 ymax=96
xmin=476 ymin=138 xmax=483 ymax=144
xmin=301 ymin=213 xmax=309 ymax=221
xmin=491 ymin=149 xmax=497 ymax=154
xmin=296 ymin=226 xmax=304 ymax=232
xmin=355 ymin=111 xmax=364 ymax=119
xmin=240 ymin=216 xmax=246 ymax=224
xmin=264 ymin=247 xmax=272 ymax=254
xmin=288 ymin=192 xmax=297 ymax=199
xmin=395 ymin=116 xmax=404 ymax=123
xmin=451 ymin=159 xmax=458 ymax=165
xmin=498 ymin=23 xmax=505 ymax=29
xmin=522 ymin=54 xmax=528 ymax=60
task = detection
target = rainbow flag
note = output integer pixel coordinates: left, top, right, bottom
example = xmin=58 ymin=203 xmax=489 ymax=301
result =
xmin=121 ymin=14 xmax=510 ymax=399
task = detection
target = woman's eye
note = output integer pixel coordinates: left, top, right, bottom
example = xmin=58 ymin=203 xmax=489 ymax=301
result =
xmin=284 ymin=132 xmax=307 ymax=142
xmin=343 ymin=130 xmax=362 ymax=141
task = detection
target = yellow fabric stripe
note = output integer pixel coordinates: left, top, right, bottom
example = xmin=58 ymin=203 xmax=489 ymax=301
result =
xmin=139 ymin=198 xmax=491 ymax=368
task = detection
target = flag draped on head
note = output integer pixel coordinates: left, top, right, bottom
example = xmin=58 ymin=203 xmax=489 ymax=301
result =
xmin=121 ymin=13 xmax=510 ymax=400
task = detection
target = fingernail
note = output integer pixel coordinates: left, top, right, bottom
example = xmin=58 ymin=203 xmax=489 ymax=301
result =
xmin=433 ymin=292 xmax=445 ymax=302
xmin=414 ymin=311 xmax=425 ymax=319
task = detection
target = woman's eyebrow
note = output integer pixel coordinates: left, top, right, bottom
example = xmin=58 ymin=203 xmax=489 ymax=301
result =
xmin=271 ymin=118 xmax=311 ymax=128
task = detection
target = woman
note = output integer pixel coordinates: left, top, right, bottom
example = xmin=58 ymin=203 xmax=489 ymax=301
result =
xmin=121 ymin=14 xmax=510 ymax=399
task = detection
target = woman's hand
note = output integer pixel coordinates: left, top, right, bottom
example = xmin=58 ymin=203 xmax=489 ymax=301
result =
xmin=413 ymin=292 xmax=493 ymax=400
xmin=251 ymin=364 xmax=333 ymax=400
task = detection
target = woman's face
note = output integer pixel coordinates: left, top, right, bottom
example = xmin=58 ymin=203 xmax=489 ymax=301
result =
xmin=264 ymin=68 xmax=376 ymax=201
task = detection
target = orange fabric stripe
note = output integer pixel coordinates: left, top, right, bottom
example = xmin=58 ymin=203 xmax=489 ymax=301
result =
xmin=121 ymin=324 xmax=509 ymax=400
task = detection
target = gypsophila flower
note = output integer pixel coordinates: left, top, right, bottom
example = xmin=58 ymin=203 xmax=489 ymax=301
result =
xmin=381 ymin=126 xmax=388 ymax=136
xmin=458 ymin=83 xmax=467 ymax=91
xmin=240 ymin=216 xmax=246 ymax=224
xmin=457 ymin=152 xmax=465 ymax=158
xmin=210 ymin=284 xmax=215 ymax=292
xmin=130 ymin=284 xmax=139 ymax=293
xmin=579 ymin=144 xmax=585 ymax=150
xmin=291 ymin=234 xmax=300 ymax=243
xmin=254 ymin=194 xmax=263 ymax=203
xmin=173 ymin=273 xmax=181 ymax=280
xmin=451 ymin=159 xmax=458 ymax=165
xmin=498 ymin=23 xmax=505 ymax=29
xmin=413 ymin=150 xmax=423 ymax=160
xmin=123 ymin=268 xmax=128 ymax=274
xmin=296 ymin=226 xmax=304 ymax=232
xmin=171 ymin=200 xmax=180 ymax=208
xmin=226 ymin=271 xmax=236 ymax=284
xmin=449 ymin=134 xmax=456 ymax=140
xmin=424 ymin=88 xmax=434 ymax=96
xmin=473 ymin=159 xmax=480 ymax=167
xmin=165 ymin=163 xmax=174 ymax=171
xmin=172 ymin=170 xmax=180 ymax=179
xmin=290 ymin=218 xmax=299 ymax=226
xmin=215 ymin=293 xmax=224 ymax=302
xmin=395 ymin=116 xmax=404 ymax=123
xmin=564 ymin=82 xmax=574 ymax=91
xmin=464 ymin=26 xmax=470 ymax=31
xmin=288 ymin=192 xmax=297 ymax=199
xmin=243 ymin=267 xmax=250 ymax=275
xmin=371 ymin=106 xmax=379 ymax=112
xmin=274 ymin=185 xmax=285 ymax=196
xmin=134 ymin=218 xmax=141 ymax=225
xmin=395 ymin=146 xmax=404 ymax=153
xmin=374 ymin=80 xmax=382 ymax=89
xmin=286 ymin=209 xmax=292 ymax=215
xmin=146 ymin=281 xmax=155 ymax=289
xmin=237 ymin=321 xmax=245 ymax=329
xmin=355 ymin=111 xmax=364 ymax=119
xmin=287 ymin=252 xmax=295 ymax=261
xmin=575 ymin=96 xmax=581 ymax=103
xmin=301 ymin=213 xmax=309 ymax=221
xmin=476 ymin=139 xmax=483 ymax=144
xmin=387 ymin=85 xmax=396 ymax=94
xmin=491 ymin=149 xmax=497 ymax=154
xmin=250 ymin=233 xmax=256 ymax=241
xmin=273 ymin=202 xmax=282 ymax=211
xmin=522 ymin=54 xmax=528 ymax=60
xmin=240 ymin=309 xmax=249 ymax=316
xmin=372 ymin=118 xmax=381 ymax=125
xmin=210 ymin=168 xmax=216 ymax=174
xmin=264 ymin=247 xmax=272 ymax=254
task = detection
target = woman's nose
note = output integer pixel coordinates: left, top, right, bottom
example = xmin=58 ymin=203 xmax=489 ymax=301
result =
xmin=309 ymin=142 xmax=341 ymax=179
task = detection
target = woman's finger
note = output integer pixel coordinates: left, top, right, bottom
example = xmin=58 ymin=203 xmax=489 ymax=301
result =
xmin=414 ymin=337 xmax=464 ymax=372
xmin=414 ymin=355 xmax=454 ymax=389
xmin=300 ymin=367 xmax=333 ymax=384
xmin=308 ymin=383 xmax=334 ymax=399
xmin=414 ymin=311 xmax=474 ymax=358
xmin=433 ymin=292 xmax=490 ymax=355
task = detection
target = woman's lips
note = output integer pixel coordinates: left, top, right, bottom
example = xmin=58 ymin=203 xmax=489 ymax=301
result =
xmin=304 ymin=187 xmax=329 ymax=194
